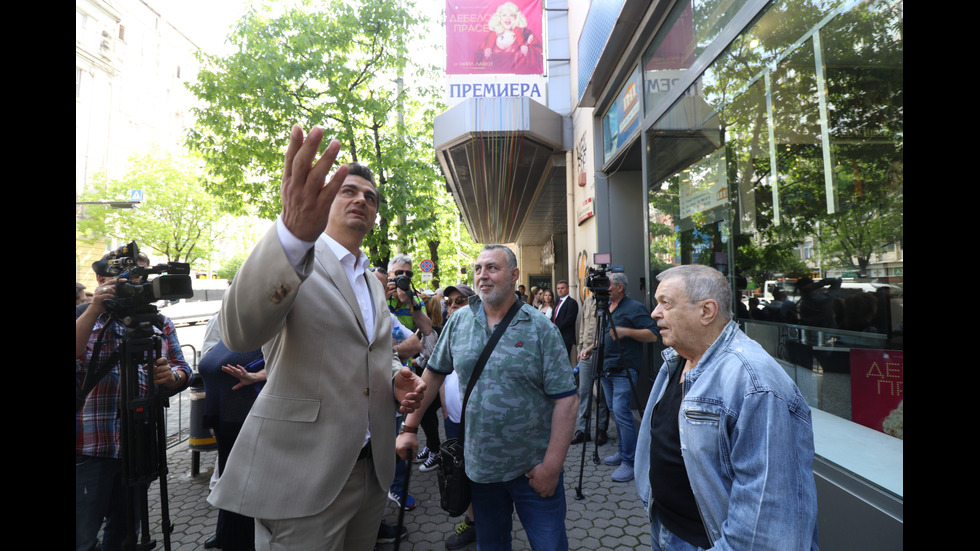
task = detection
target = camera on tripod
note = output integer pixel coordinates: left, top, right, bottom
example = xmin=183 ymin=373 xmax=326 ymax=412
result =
xmin=585 ymin=253 xmax=623 ymax=308
xmin=92 ymin=241 xmax=194 ymax=312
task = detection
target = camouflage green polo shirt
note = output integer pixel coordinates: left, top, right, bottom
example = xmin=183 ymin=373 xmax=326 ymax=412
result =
xmin=427 ymin=297 xmax=577 ymax=483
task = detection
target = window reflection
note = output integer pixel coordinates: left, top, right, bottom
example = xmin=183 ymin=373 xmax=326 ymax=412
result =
xmin=646 ymin=0 xmax=903 ymax=438
xmin=642 ymin=0 xmax=751 ymax=116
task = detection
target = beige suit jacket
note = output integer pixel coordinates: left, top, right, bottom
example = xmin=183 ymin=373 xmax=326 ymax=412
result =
xmin=208 ymin=226 xmax=401 ymax=520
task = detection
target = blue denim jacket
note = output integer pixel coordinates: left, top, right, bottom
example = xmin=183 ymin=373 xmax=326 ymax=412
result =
xmin=635 ymin=321 xmax=819 ymax=550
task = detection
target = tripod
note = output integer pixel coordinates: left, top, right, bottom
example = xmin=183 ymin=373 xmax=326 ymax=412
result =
xmin=116 ymin=308 xmax=175 ymax=551
xmin=574 ymin=296 xmax=643 ymax=500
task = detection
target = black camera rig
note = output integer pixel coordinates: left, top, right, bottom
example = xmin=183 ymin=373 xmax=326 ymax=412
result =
xmin=91 ymin=241 xmax=194 ymax=312
xmin=80 ymin=241 xmax=194 ymax=550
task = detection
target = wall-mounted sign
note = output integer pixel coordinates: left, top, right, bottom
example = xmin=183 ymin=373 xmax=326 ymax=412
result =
xmin=445 ymin=74 xmax=545 ymax=107
xmin=577 ymin=196 xmax=595 ymax=225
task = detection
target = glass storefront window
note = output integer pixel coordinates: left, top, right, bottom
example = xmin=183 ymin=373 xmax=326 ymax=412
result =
xmin=641 ymin=0 xmax=752 ymax=116
xmin=647 ymin=0 xmax=903 ymax=451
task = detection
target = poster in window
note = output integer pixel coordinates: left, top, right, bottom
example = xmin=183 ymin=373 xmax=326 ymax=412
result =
xmin=849 ymin=349 xmax=903 ymax=439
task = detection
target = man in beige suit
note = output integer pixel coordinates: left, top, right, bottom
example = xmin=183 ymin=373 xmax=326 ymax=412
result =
xmin=209 ymin=125 xmax=426 ymax=551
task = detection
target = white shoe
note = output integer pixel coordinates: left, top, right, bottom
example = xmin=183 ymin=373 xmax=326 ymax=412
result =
xmin=419 ymin=451 xmax=439 ymax=472
xmin=604 ymin=452 xmax=622 ymax=466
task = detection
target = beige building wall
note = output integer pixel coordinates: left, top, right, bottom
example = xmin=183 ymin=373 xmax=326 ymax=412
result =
xmin=77 ymin=0 xmax=203 ymax=281
xmin=76 ymin=0 xmax=201 ymax=196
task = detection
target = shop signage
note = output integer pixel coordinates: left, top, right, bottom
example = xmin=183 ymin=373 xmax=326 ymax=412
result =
xmin=576 ymin=196 xmax=594 ymax=225
xmin=849 ymin=349 xmax=903 ymax=438
xmin=446 ymin=74 xmax=545 ymax=106
xmin=575 ymin=118 xmax=595 ymax=225
xmin=602 ymin=67 xmax=641 ymax=164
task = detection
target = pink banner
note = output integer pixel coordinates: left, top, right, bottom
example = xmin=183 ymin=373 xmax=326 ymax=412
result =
xmin=849 ymin=349 xmax=903 ymax=438
xmin=446 ymin=0 xmax=544 ymax=75
xmin=644 ymin=3 xmax=696 ymax=72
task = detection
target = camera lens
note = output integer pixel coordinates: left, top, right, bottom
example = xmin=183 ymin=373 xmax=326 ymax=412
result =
xmin=396 ymin=275 xmax=411 ymax=292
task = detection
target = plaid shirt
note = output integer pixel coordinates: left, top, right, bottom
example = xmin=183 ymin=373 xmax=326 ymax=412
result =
xmin=75 ymin=310 xmax=191 ymax=458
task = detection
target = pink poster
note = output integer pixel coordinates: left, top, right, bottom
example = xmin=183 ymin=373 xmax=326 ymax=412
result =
xmin=849 ymin=349 xmax=903 ymax=439
xmin=446 ymin=0 xmax=544 ymax=75
xmin=644 ymin=2 xmax=696 ymax=72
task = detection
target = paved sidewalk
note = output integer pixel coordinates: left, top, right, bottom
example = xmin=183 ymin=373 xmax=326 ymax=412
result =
xmin=146 ymin=424 xmax=650 ymax=550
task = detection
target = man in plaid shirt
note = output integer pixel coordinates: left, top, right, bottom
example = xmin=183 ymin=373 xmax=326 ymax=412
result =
xmin=75 ymin=255 xmax=191 ymax=551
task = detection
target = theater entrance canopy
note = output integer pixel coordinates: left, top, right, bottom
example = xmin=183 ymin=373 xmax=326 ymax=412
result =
xmin=434 ymin=97 xmax=569 ymax=246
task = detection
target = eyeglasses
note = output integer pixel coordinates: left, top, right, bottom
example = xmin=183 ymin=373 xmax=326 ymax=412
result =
xmin=446 ymin=296 xmax=468 ymax=306
xmin=394 ymin=269 xmax=414 ymax=278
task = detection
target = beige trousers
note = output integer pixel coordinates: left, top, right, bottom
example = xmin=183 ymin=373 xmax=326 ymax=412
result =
xmin=253 ymin=457 xmax=387 ymax=551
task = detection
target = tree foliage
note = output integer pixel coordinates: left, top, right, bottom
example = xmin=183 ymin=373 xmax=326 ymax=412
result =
xmin=216 ymin=252 xmax=249 ymax=280
xmin=76 ymin=148 xmax=222 ymax=266
xmin=186 ymin=0 xmax=454 ymax=271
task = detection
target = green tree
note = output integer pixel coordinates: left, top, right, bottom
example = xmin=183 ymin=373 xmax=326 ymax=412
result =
xmin=216 ymin=252 xmax=249 ymax=280
xmin=77 ymin=149 xmax=222 ymax=267
xmin=186 ymin=0 xmax=450 ymax=270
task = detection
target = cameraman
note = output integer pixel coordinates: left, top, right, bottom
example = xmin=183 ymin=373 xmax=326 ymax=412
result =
xmin=580 ymin=272 xmax=657 ymax=484
xmin=75 ymin=253 xmax=191 ymax=551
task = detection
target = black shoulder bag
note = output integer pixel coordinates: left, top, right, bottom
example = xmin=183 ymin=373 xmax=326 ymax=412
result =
xmin=437 ymin=300 xmax=521 ymax=516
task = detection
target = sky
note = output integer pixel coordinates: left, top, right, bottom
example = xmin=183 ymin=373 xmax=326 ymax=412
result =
xmin=164 ymin=0 xmax=447 ymax=58
xmin=165 ymin=0 xmax=251 ymax=56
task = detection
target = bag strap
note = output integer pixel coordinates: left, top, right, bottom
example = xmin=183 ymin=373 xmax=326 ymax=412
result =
xmin=76 ymin=316 xmax=121 ymax=412
xmin=459 ymin=299 xmax=521 ymax=444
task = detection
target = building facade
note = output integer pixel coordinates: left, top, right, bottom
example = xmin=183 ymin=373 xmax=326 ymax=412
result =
xmin=76 ymin=0 xmax=202 ymax=284
xmin=434 ymin=0 xmax=903 ymax=547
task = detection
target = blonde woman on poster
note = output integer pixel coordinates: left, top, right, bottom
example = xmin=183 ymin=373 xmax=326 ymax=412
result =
xmin=477 ymin=2 xmax=543 ymax=73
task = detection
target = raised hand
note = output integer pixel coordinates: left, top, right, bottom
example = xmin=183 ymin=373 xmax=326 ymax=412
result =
xmin=279 ymin=125 xmax=349 ymax=242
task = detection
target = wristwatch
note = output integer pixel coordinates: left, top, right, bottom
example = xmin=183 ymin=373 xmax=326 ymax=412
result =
xmin=412 ymin=300 xmax=423 ymax=312
xmin=399 ymin=424 xmax=418 ymax=434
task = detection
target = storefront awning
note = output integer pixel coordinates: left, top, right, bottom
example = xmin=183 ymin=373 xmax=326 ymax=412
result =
xmin=434 ymin=97 xmax=568 ymax=245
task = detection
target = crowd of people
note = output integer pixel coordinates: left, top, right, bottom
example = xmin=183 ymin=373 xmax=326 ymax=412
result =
xmin=76 ymin=124 xmax=820 ymax=550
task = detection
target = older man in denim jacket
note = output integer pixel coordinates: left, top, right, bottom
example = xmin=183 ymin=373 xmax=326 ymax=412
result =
xmin=635 ymin=265 xmax=818 ymax=550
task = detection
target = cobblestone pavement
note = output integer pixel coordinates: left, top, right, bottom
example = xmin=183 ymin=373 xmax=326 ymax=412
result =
xmin=146 ymin=419 xmax=650 ymax=550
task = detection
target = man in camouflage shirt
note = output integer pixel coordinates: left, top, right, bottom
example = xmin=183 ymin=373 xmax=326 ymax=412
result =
xmin=397 ymin=245 xmax=578 ymax=551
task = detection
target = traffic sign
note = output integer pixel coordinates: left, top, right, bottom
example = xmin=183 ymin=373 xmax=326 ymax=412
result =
xmin=420 ymin=259 xmax=434 ymax=273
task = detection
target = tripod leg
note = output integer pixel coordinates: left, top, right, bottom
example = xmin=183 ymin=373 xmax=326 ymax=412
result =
xmin=593 ymin=369 xmax=606 ymax=463
xmin=156 ymin=395 xmax=173 ymax=551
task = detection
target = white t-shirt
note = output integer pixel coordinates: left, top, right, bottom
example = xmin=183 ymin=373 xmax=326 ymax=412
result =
xmin=444 ymin=371 xmax=462 ymax=423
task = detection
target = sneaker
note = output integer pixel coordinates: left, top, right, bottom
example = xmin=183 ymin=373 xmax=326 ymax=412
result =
xmin=611 ymin=462 xmax=634 ymax=482
xmin=419 ymin=451 xmax=439 ymax=472
xmin=414 ymin=446 xmax=431 ymax=463
xmin=446 ymin=516 xmax=476 ymax=550
xmin=377 ymin=522 xmax=407 ymax=543
xmin=603 ymin=452 xmax=622 ymax=466
xmin=387 ymin=489 xmax=417 ymax=511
